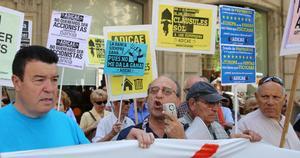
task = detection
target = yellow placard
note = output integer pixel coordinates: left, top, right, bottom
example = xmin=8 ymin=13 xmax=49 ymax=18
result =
xmin=87 ymin=35 xmax=105 ymax=67
xmin=154 ymin=1 xmax=217 ymax=53
xmin=106 ymin=29 xmax=156 ymax=100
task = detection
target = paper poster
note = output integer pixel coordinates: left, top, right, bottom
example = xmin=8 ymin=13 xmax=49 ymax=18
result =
xmin=47 ymin=11 xmax=91 ymax=40
xmin=104 ymin=40 xmax=147 ymax=76
xmin=152 ymin=0 xmax=217 ymax=54
xmin=47 ymin=11 xmax=92 ymax=69
xmin=103 ymin=25 xmax=157 ymax=101
xmin=20 ymin=20 xmax=32 ymax=48
xmin=219 ymin=6 xmax=255 ymax=46
xmin=48 ymin=37 xmax=86 ymax=69
xmin=280 ymin=0 xmax=300 ymax=56
xmin=221 ymin=45 xmax=256 ymax=84
xmin=220 ymin=5 xmax=256 ymax=85
xmin=0 ymin=6 xmax=24 ymax=86
xmin=87 ymin=35 xmax=105 ymax=67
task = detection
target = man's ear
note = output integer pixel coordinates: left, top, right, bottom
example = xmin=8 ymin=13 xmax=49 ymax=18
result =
xmin=188 ymin=98 xmax=196 ymax=111
xmin=11 ymin=75 xmax=22 ymax=91
xmin=175 ymin=96 xmax=181 ymax=107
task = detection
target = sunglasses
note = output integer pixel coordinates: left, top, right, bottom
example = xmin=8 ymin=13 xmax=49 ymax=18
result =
xmin=95 ymin=101 xmax=107 ymax=105
xmin=149 ymin=86 xmax=176 ymax=96
xmin=258 ymin=76 xmax=284 ymax=86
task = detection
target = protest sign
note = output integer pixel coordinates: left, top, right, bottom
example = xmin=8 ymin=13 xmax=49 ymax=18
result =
xmin=20 ymin=20 xmax=32 ymax=48
xmin=47 ymin=11 xmax=91 ymax=70
xmin=104 ymin=40 xmax=147 ymax=76
xmin=48 ymin=11 xmax=91 ymax=40
xmin=104 ymin=25 xmax=157 ymax=101
xmin=0 ymin=6 xmax=24 ymax=86
xmin=221 ymin=45 xmax=256 ymax=84
xmin=219 ymin=5 xmax=256 ymax=85
xmin=87 ymin=35 xmax=105 ymax=67
xmin=280 ymin=0 xmax=300 ymax=56
xmin=279 ymin=0 xmax=300 ymax=148
xmin=48 ymin=37 xmax=86 ymax=69
xmin=152 ymin=0 xmax=217 ymax=54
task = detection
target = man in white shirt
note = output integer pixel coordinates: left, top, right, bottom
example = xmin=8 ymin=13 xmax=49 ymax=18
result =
xmin=235 ymin=76 xmax=300 ymax=150
xmin=92 ymin=99 xmax=134 ymax=142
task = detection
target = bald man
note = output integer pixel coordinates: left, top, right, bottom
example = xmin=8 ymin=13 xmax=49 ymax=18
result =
xmin=177 ymin=75 xmax=208 ymax=118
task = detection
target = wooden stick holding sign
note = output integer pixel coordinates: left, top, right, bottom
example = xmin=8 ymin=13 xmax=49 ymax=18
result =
xmin=117 ymin=75 xmax=126 ymax=122
xmin=232 ymin=85 xmax=239 ymax=134
xmin=279 ymin=54 xmax=300 ymax=148
xmin=181 ymin=53 xmax=186 ymax=102
xmin=134 ymin=99 xmax=139 ymax=124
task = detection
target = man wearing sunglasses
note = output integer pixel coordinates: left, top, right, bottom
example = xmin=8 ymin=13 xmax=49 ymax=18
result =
xmin=235 ymin=76 xmax=300 ymax=150
xmin=92 ymin=99 xmax=135 ymax=142
xmin=118 ymin=76 xmax=186 ymax=140
xmin=181 ymin=81 xmax=261 ymax=141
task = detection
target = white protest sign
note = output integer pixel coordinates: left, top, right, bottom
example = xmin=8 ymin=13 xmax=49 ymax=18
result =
xmin=20 ymin=20 xmax=32 ymax=48
xmin=47 ymin=11 xmax=92 ymax=69
xmin=280 ymin=0 xmax=300 ymax=56
xmin=0 ymin=6 xmax=24 ymax=86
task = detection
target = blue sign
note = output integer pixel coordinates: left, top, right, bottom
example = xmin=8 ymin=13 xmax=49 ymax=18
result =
xmin=104 ymin=40 xmax=147 ymax=76
xmin=220 ymin=5 xmax=256 ymax=85
xmin=221 ymin=45 xmax=256 ymax=84
xmin=220 ymin=6 xmax=255 ymax=46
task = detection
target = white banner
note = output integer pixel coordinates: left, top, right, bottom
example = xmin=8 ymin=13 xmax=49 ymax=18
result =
xmin=1 ymin=139 xmax=299 ymax=158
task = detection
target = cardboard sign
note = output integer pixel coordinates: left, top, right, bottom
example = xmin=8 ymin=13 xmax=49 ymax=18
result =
xmin=220 ymin=6 xmax=255 ymax=46
xmin=280 ymin=0 xmax=300 ymax=56
xmin=48 ymin=37 xmax=86 ymax=69
xmin=87 ymin=35 xmax=105 ymax=67
xmin=47 ymin=11 xmax=91 ymax=69
xmin=20 ymin=20 xmax=32 ymax=48
xmin=0 ymin=6 xmax=24 ymax=86
xmin=104 ymin=40 xmax=147 ymax=76
xmin=221 ymin=45 xmax=256 ymax=84
xmin=152 ymin=0 xmax=217 ymax=54
xmin=103 ymin=25 xmax=157 ymax=101
xmin=220 ymin=5 xmax=256 ymax=85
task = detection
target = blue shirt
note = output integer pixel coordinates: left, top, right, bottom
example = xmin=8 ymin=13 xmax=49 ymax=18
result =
xmin=127 ymin=103 xmax=149 ymax=124
xmin=0 ymin=104 xmax=89 ymax=152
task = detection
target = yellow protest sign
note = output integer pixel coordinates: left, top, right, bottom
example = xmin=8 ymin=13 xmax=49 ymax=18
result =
xmin=153 ymin=0 xmax=217 ymax=54
xmin=103 ymin=25 xmax=157 ymax=101
xmin=87 ymin=35 xmax=105 ymax=67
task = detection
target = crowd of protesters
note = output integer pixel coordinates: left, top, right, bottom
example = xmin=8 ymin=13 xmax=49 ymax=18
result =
xmin=0 ymin=46 xmax=300 ymax=153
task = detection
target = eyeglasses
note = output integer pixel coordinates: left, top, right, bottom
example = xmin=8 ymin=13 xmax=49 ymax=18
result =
xmin=149 ymin=86 xmax=176 ymax=96
xmin=95 ymin=101 xmax=107 ymax=105
xmin=258 ymin=76 xmax=284 ymax=86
